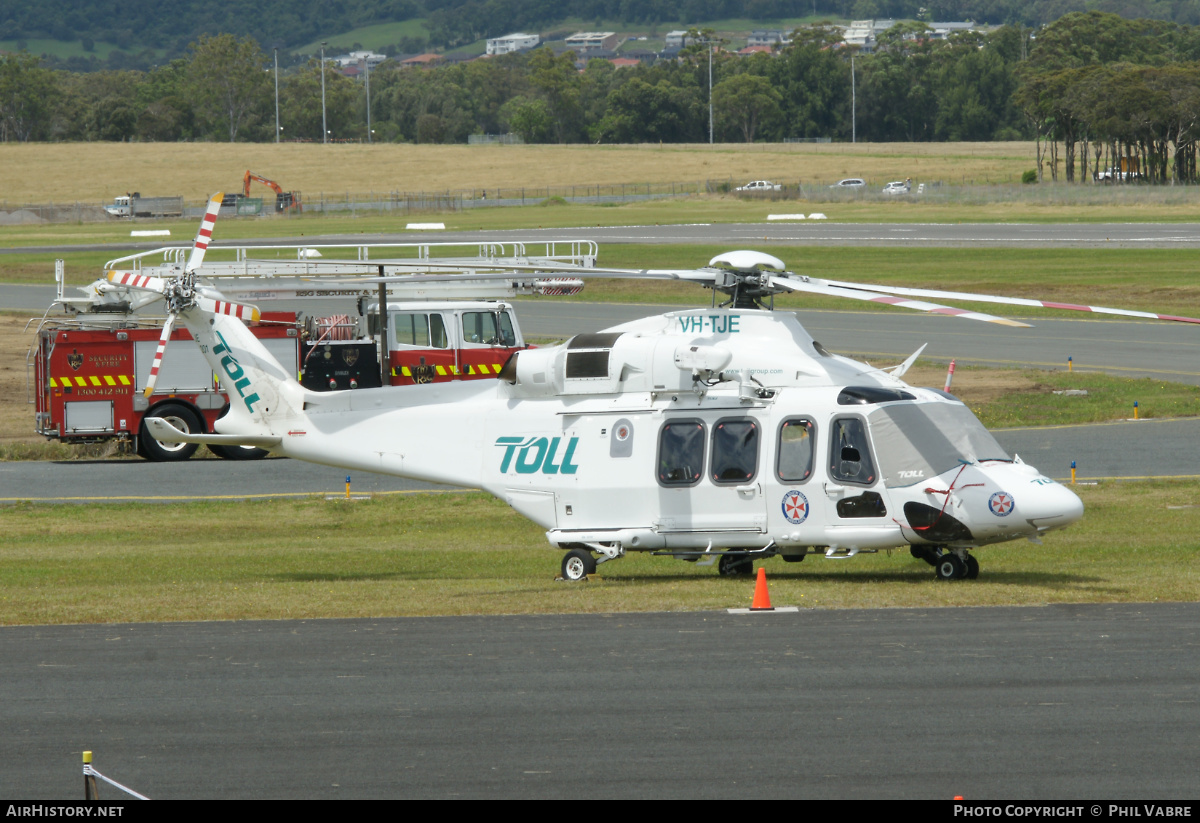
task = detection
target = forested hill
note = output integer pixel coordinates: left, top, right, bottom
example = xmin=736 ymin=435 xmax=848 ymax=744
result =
xmin=7 ymin=0 xmax=1200 ymax=56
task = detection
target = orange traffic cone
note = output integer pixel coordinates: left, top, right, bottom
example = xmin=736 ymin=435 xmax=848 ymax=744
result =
xmin=750 ymin=567 xmax=774 ymax=611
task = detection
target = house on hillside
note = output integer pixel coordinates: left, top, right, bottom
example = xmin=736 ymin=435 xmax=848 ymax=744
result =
xmin=747 ymin=30 xmax=786 ymax=47
xmin=399 ymin=53 xmax=443 ymax=68
xmin=566 ymin=31 xmax=619 ymax=53
xmin=486 ymin=33 xmax=540 ymax=55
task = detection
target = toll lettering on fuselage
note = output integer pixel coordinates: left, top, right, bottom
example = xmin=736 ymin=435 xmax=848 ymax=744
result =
xmin=212 ymin=330 xmax=261 ymax=413
xmin=496 ymin=436 xmax=580 ymax=475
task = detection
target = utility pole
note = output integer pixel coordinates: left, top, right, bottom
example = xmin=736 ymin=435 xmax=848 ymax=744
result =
xmin=708 ymin=41 xmax=714 ymax=145
xmin=320 ymin=41 xmax=328 ymax=145
xmin=273 ymin=48 xmax=280 ymax=144
xmin=365 ymin=55 xmax=372 ymax=144
xmin=851 ymin=53 xmax=856 ymax=144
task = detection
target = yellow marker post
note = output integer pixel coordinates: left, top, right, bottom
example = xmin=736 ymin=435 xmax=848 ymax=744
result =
xmin=83 ymin=751 xmax=97 ymax=800
xmin=1134 ymin=401 xmax=1139 ymax=420
xmin=345 ymin=475 xmax=351 ymax=499
xmin=1068 ymin=356 xmax=1073 ymax=372
xmin=1071 ymin=461 xmax=1077 ymax=484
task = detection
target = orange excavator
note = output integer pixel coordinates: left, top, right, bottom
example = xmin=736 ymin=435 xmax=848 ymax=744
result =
xmin=243 ymin=171 xmax=303 ymax=213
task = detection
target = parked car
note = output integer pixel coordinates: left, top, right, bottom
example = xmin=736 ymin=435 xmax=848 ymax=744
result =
xmin=1094 ymin=167 xmax=1142 ymax=182
xmin=829 ymin=178 xmax=866 ymax=189
xmin=882 ymin=180 xmax=912 ymax=195
xmin=735 ymin=180 xmax=782 ymax=192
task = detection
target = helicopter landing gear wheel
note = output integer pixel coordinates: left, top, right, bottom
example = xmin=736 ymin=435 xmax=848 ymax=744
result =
xmin=561 ymin=549 xmax=596 ymax=581
xmin=718 ymin=554 xmax=753 ymax=576
xmin=964 ymin=553 xmax=980 ymax=580
xmin=935 ymin=552 xmax=966 ymax=581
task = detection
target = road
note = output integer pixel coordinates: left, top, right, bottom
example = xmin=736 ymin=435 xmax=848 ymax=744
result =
xmin=4 ymin=604 xmax=1198 ymax=799
xmin=5 ymin=221 xmax=1200 ymax=255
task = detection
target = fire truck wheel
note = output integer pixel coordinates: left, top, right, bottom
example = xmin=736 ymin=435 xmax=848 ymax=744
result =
xmin=209 ymin=444 xmax=270 ymax=460
xmin=139 ymin=403 xmax=201 ymax=462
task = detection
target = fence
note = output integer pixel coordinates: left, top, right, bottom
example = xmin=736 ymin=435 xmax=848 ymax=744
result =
xmin=5 ymin=176 xmax=1198 ymax=225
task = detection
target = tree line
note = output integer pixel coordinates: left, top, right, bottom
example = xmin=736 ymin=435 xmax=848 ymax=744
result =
xmin=5 ymin=12 xmax=1200 ymax=184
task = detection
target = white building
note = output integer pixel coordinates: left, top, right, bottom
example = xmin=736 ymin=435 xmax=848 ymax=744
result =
xmin=334 ymin=50 xmax=388 ymax=69
xmin=486 ymin=33 xmax=540 ymax=55
xmin=565 ymin=32 xmax=619 ymax=53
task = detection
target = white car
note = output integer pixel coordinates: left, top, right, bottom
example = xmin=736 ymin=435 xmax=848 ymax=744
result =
xmin=735 ymin=180 xmax=781 ymax=192
xmin=882 ymin=180 xmax=911 ymax=195
xmin=829 ymin=178 xmax=865 ymax=189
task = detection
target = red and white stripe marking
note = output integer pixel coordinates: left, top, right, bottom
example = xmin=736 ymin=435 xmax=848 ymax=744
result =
xmin=106 ymin=271 xmax=166 ymax=292
xmin=186 ymin=192 xmax=224 ymax=272
xmin=144 ymin=313 xmax=176 ymax=398
xmin=200 ymin=296 xmax=261 ymax=322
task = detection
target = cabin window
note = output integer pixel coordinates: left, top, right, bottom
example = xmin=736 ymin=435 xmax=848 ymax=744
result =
xmin=829 ymin=416 xmax=877 ymax=486
xmin=462 ymin=311 xmax=517 ymax=346
xmin=711 ymin=418 xmax=758 ymax=484
xmin=657 ymin=420 xmax=705 ymax=487
xmin=392 ymin=313 xmax=448 ymax=349
xmin=776 ymin=418 xmax=815 ymax=483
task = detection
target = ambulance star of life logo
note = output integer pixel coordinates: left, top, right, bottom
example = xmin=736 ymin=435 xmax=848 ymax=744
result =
xmin=782 ymin=490 xmax=809 ymax=524
xmin=988 ymin=491 xmax=1015 ymax=517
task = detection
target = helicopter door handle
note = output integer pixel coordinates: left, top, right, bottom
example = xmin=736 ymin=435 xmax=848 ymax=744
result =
xmin=824 ymin=483 xmax=845 ymax=500
xmin=736 ymin=484 xmax=759 ymax=498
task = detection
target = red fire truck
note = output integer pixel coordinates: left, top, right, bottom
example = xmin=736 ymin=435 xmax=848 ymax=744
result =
xmin=34 ymin=302 xmax=533 ymax=461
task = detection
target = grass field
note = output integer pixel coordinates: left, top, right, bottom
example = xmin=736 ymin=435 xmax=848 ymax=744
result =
xmin=2 ymin=480 xmax=1197 ymax=626
xmin=0 ymin=141 xmax=1043 ymax=204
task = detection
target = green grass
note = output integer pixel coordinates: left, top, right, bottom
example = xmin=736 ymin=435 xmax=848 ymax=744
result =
xmin=296 ymin=19 xmax=431 ymax=54
xmin=1 ymin=481 xmax=1198 ymax=625
xmin=974 ymin=371 xmax=1200 ymax=428
xmin=0 ymin=38 xmax=163 ymax=60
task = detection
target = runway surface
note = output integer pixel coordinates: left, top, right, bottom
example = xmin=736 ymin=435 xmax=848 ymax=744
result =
xmin=4 ymin=604 xmax=1198 ymax=799
xmin=6 ymin=221 xmax=1200 ymax=255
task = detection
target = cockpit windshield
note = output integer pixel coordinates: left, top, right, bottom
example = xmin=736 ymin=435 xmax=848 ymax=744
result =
xmin=868 ymin=403 xmax=1010 ymax=488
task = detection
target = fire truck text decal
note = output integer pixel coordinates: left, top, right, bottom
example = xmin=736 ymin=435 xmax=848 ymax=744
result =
xmin=212 ymin=331 xmax=261 ymax=413
xmin=496 ymin=436 xmax=580 ymax=475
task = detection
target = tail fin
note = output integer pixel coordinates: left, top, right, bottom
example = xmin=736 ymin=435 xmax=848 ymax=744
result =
xmin=177 ymin=304 xmax=305 ymax=440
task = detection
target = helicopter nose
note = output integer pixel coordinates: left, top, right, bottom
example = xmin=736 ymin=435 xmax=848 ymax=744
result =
xmin=1021 ymin=481 xmax=1084 ymax=532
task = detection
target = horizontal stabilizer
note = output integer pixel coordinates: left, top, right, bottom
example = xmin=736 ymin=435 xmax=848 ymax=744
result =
xmin=144 ymin=417 xmax=281 ymax=449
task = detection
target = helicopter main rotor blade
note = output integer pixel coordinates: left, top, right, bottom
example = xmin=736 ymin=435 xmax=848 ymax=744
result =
xmin=186 ymin=192 xmax=224 ymax=273
xmin=143 ymin=312 xmax=176 ymax=399
xmin=768 ymin=275 xmax=1031 ymax=327
xmin=106 ymin=270 xmax=170 ymax=294
xmin=819 ymin=278 xmax=1200 ymax=325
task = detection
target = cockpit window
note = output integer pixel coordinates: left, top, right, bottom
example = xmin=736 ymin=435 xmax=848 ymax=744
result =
xmin=658 ymin=420 xmax=705 ymax=487
xmin=711 ymin=418 xmax=758 ymax=484
xmin=829 ymin=416 xmax=877 ymax=486
xmin=777 ymin=418 xmax=815 ymax=483
xmin=868 ymin=403 xmax=1010 ymax=487
xmin=838 ymin=386 xmax=916 ymax=405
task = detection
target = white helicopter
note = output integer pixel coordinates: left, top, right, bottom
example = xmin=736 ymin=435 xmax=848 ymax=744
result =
xmin=117 ymin=194 xmax=1200 ymax=582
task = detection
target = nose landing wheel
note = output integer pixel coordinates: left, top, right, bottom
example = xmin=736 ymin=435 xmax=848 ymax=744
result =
xmin=934 ymin=551 xmax=979 ymax=581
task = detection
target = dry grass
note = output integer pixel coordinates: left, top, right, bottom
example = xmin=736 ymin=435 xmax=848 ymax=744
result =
xmin=0 ymin=141 xmax=1038 ymax=204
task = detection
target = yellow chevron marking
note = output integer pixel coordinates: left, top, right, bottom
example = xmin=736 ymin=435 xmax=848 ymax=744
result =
xmin=89 ymin=376 xmax=101 ymax=386
xmin=436 ymin=366 xmax=447 ymax=375
xmin=104 ymin=375 xmax=116 ymax=386
xmin=49 ymin=377 xmax=58 ymax=388
xmin=75 ymin=377 xmax=88 ymax=387
xmin=401 ymin=367 xmax=411 ymax=376
xmin=118 ymin=375 xmax=131 ymax=385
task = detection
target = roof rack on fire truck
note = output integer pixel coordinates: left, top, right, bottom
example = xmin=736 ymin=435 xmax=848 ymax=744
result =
xmin=46 ymin=239 xmax=597 ymax=322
